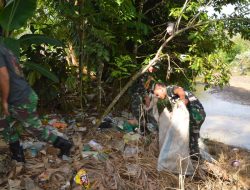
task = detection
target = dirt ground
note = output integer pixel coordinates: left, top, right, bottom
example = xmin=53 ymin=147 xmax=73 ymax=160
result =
xmin=212 ymin=75 xmax=250 ymax=105
xmin=0 ymin=75 xmax=250 ymax=190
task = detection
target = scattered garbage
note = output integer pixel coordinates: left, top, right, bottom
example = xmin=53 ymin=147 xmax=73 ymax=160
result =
xmin=46 ymin=125 xmax=69 ymax=140
xmin=76 ymin=127 xmax=87 ymax=132
xmin=231 ymin=160 xmax=240 ymax=167
xmin=22 ymin=141 xmax=46 ymax=150
xmin=117 ymin=121 xmax=137 ymax=133
xmin=123 ymin=133 xmax=141 ymax=144
xmin=60 ymin=181 xmax=70 ymax=190
xmin=81 ymin=151 xmax=99 ymax=159
xmin=123 ymin=146 xmax=138 ymax=158
xmin=232 ymin=148 xmax=239 ymax=153
xmin=88 ymin=140 xmax=103 ymax=151
xmin=22 ymin=141 xmax=46 ymax=158
xmin=146 ymin=123 xmax=157 ymax=133
xmin=62 ymin=155 xmax=72 ymax=162
xmin=30 ymin=146 xmax=38 ymax=157
xmin=38 ymin=171 xmax=50 ymax=183
xmin=51 ymin=121 xmax=68 ymax=129
xmin=125 ymin=164 xmax=141 ymax=176
xmin=82 ymin=143 xmax=109 ymax=161
xmin=121 ymin=111 xmax=133 ymax=119
xmin=98 ymin=115 xmax=116 ymax=129
xmin=91 ymin=119 xmax=96 ymax=125
xmin=0 ymin=110 xmax=248 ymax=190
xmin=74 ymin=169 xmax=90 ymax=189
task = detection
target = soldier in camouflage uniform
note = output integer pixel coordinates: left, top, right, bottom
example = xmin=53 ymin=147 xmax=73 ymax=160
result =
xmin=129 ymin=66 xmax=157 ymax=133
xmin=153 ymin=83 xmax=206 ymax=160
xmin=0 ymin=44 xmax=72 ymax=162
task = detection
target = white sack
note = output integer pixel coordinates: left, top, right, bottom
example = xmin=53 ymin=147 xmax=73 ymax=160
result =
xmin=158 ymin=101 xmax=194 ymax=175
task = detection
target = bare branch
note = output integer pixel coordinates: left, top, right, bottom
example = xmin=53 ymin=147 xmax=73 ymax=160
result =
xmin=176 ymin=0 xmax=190 ymax=30
xmin=166 ymin=54 xmax=171 ymax=80
xmin=187 ymin=0 xmax=213 ymax=26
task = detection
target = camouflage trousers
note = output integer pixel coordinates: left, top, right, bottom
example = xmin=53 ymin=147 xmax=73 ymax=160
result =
xmin=2 ymin=90 xmax=57 ymax=143
xmin=131 ymin=93 xmax=158 ymax=130
xmin=131 ymin=93 xmax=143 ymax=123
xmin=189 ymin=106 xmax=206 ymax=158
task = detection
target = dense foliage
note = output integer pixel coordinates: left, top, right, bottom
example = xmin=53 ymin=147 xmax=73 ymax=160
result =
xmin=0 ymin=0 xmax=249 ymax=111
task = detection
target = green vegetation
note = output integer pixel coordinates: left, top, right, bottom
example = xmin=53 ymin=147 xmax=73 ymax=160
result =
xmin=229 ymin=36 xmax=250 ymax=75
xmin=0 ymin=0 xmax=249 ymax=112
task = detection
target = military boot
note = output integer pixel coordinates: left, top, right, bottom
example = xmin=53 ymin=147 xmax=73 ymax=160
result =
xmin=53 ymin=136 xmax=72 ymax=157
xmin=9 ymin=141 xmax=25 ymax=163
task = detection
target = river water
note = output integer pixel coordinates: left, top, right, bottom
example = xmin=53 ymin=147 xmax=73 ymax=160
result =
xmin=195 ymin=84 xmax=250 ymax=150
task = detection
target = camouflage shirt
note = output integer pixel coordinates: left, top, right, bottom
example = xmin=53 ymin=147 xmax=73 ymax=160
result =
xmin=166 ymin=85 xmax=204 ymax=110
xmin=130 ymin=73 xmax=150 ymax=97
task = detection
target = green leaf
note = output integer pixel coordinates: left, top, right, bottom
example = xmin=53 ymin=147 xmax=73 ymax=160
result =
xmin=0 ymin=0 xmax=37 ymax=31
xmin=0 ymin=37 xmax=20 ymax=57
xmin=23 ymin=62 xmax=59 ymax=83
xmin=19 ymin=34 xmax=63 ymax=47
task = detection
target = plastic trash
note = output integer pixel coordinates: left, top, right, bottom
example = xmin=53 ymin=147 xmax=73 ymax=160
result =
xmin=30 ymin=146 xmax=38 ymax=157
xmin=123 ymin=146 xmax=138 ymax=158
xmin=22 ymin=141 xmax=46 ymax=157
xmin=121 ymin=111 xmax=133 ymax=119
xmin=126 ymin=164 xmax=141 ymax=176
xmin=46 ymin=126 xmax=69 ymax=140
xmin=22 ymin=141 xmax=46 ymax=150
xmin=82 ymin=144 xmax=108 ymax=161
xmin=88 ymin=140 xmax=103 ymax=151
xmin=123 ymin=133 xmax=140 ymax=144
xmin=81 ymin=151 xmax=99 ymax=159
xmin=117 ymin=121 xmax=137 ymax=133
xmin=52 ymin=122 xmax=68 ymax=129
xmin=231 ymin=160 xmax=240 ymax=167
xmin=146 ymin=123 xmax=157 ymax=133
xmin=200 ymin=149 xmax=217 ymax=164
xmin=76 ymin=127 xmax=87 ymax=132
xmin=38 ymin=171 xmax=50 ymax=182
xmin=60 ymin=181 xmax=70 ymax=190
xmin=74 ymin=169 xmax=90 ymax=189
xmin=62 ymin=155 xmax=72 ymax=162
xmin=158 ymin=102 xmax=194 ymax=175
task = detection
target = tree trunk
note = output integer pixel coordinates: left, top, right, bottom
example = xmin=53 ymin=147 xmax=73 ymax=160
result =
xmin=97 ymin=61 xmax=104 ymax=113
xmin=133 ymin=0 xmax=144 ymax=56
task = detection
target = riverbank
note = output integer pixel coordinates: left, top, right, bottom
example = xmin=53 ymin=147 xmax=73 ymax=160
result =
xmin=198 ymin=75 xmax=250 ymax=150
xmin=204 ymin=139 xmax=250 ymax=189
xmin=212 ymin=75 xmax=250 ymax=105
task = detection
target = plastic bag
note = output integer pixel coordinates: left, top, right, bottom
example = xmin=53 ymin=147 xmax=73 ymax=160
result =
xmin=158 ymin=101 xmax=194 ymax=175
